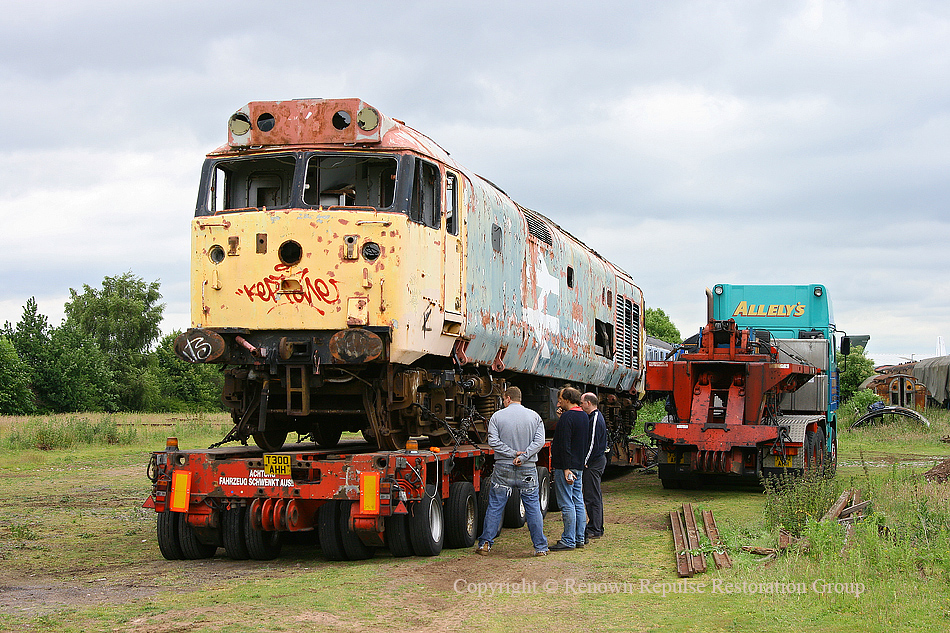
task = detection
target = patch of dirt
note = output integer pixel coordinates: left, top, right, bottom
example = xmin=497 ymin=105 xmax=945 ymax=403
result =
xmin=924 ymin=458 xmax=950 ymax=483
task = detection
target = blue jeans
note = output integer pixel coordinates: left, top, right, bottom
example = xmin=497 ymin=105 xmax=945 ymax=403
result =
xmin=553 ymin=468 xmax=584 ymax=547
xmin=477 ymin=463 xmax=548 ymax=553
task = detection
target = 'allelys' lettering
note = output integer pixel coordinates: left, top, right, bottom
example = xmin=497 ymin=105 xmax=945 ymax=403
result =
xmin=733 ymin=301 xmax=805 ymax=318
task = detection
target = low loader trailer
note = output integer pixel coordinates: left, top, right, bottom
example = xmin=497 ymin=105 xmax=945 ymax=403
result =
xmin=145 ymin=438 xmax=551 ymax=561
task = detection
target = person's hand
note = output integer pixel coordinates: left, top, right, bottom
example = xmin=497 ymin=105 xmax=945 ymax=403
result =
xmin=563 ymin=469 xmax=575 ymax=482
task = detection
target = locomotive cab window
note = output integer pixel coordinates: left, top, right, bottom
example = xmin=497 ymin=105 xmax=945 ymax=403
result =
xmin=409 ymin=158 xmax=441 ymax=229
xmin=202 ymin=154 xmax=297 ymax=214
xmin=595 ymin=319 xmax=614 ymax=358
xmin=303 ymin=155 xmax=397 ymax=209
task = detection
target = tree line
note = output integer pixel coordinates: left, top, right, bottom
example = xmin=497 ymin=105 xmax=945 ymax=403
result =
xmin=0 ymin=272 xmax=222 ymax=415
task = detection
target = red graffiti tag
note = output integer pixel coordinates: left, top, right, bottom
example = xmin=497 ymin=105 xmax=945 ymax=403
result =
xmin=236 ymin=267 xmax=341 ymax=314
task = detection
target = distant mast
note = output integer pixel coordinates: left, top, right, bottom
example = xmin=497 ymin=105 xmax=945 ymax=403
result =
xmin=938 ymin=336 xmax=947 ymax=357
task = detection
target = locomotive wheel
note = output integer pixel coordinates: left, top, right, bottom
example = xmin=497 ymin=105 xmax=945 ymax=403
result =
xmin=312 ymin=424 xmax=343 ymax=449
xmin=409 ymin=485 xmax=444 ymax=557
xmin=445 ymin=482 xmax=477 ymax=549
xmin=244 ymin=508 xmax=282 ymax=560
xmin=177 ymin=513 xmax=217 ymax=559
xmin=375 ymin=430 xmax=409 ymax=451
xmin=537 ymin=467 xmax=551 ymax=518
xmin=222 ymin=506 xmax=250 ymax=560
xmin=503 ymin=487 xmax=526 ymax=528
xmin=338 ymin=501 xmax=374 ymax=560
xmin=252 ymin=428 xmax=288 ymax=452
xmin=385 ymin=514 xmax=414 ymax=557
xmin=157 ymin=510 xmax=184 ymax=560
xmin=318 ymin=501 xmax=348 ymax=561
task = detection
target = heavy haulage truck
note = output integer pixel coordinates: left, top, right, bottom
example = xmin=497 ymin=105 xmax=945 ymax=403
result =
xmin=645 ymin=284 xmax=851 ymax=488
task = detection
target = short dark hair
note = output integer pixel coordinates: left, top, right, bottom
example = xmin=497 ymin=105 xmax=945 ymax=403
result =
xmin=582 ymin=392 xmax=599 ymax=407
xmin=559 ymin=387 xmax=582 ymax=406
xmin=504 ymin=386 xmax=522 ymax=402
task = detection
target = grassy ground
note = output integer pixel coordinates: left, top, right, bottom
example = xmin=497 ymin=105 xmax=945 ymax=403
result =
xmin=1 ymin=409 xmax=949 ymax=632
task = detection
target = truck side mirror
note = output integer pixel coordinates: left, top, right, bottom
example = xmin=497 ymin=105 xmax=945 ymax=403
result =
xmin=841 ymin=336 xmax=851 ymax=356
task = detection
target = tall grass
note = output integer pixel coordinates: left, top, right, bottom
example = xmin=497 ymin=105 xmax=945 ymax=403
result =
xmin=0 ymin=412 xmax=232 ymax=452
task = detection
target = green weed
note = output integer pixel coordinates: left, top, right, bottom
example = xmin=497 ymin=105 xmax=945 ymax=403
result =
xmin=762 ymin=468 xmax=843 ymax=536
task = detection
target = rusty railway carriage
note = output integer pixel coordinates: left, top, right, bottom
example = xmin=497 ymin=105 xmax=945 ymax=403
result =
xmin=175 ymin=98 xmax=646 ymax=455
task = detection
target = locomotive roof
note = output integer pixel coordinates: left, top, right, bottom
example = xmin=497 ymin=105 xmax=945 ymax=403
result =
xmin=210 ymin=98 xmax=638 ymax=289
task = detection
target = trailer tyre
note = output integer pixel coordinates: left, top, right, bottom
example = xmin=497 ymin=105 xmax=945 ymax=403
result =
xmin=385 ymin=514 xmax=414 ymax=557
xmin=245 ymin=509 xmax=282 ymax=560
xmin=445 ymin=482 xmax=477 ymax=549
xmin=223 ymin=506 xmax=250 ymax=560
xmin=537 ymin=467 xmax=550 ymax=518
xmin=409 ymin=485 xmax=444 ymax=557
xmin=503 ymin=487 xmax=526 ymax=528
xmin=476 ymin=482 xmax=491 ymax=538
xmin=804 ymin=428 xmax=826 ymax=472
xmin=157 ymin=510 xmax=184 ymax=560
xmin=178 ymin=513 xmax=217 ymax=559
xmin=339 ymin=501 xmax=374 ymax=560
xmin=318 ymin=500 xmax=348 ymax=561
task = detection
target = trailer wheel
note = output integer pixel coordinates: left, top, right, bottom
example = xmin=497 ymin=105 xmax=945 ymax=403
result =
xmin=536 ymin=467 xmax=550 ymax=518
xmin=318 ymin=500 xmax=348 ymax=561
xmin=385 ymin=514 xmax=414 ymax=557
xmin=252 ymin=428 xmax=288 ymax=452
xmin=445 ymin=482 xmax=477 ymax=549
xmin=245 ymin=509 xmax=282 ymax=560
xmin=157 ymin=510 xmax=184 ymax=560
xmin=409 ymin=485 xmax=444 ymax=556
xmin=222 ymin=506 xmax=250 ymax=560
xmin=339 ymin=501 xmax=374 ymax=560
xmin=475 ymin=482 xmax=491 ymax=538
xmin=178 ymin=513 xmax=217 ymax=559
xmin=503 ymin=487 xmax=526 ymax=528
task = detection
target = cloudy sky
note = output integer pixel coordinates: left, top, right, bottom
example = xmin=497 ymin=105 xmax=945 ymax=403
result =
xmin=1 ymin=0 xmax=947 ymax=365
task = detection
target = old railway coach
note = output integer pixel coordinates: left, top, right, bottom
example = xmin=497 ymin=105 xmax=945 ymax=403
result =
xmin=175 ymin=99 xmax=645 ymax=454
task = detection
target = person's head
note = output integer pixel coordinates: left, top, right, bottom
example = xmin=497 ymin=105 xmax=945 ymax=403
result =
xmin=502 ymin=386 xmax=522 ymax=407
xmin=557 ymin=387 xmax=582 ymax=409
xmin=581 ymin=392 xmax=599 ymax=414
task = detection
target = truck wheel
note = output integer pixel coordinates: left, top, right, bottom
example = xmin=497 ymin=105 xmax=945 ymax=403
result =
xmin=178 ymin=513 xmax=217 ymax=559
xmin=475 ymin=482 xmax=491 ymax=538
xmin=318 ymin=500 xmax=348 ymax=561
xmin=409 ymin=485 xmax=444 ymax=556
xmin=157 ymin=510 xmax=184 ymax=560
xmin=223 ymin=506 xmax=250 ymax=560
xmin=252 ymin=428 xmax=288 ymax=452
xmin=503 ymin=487 xmax=526 ymax=528
xmin=445 ymin=482 xmax=477 ymax=549
xmin=245 ymin=508 xmax=282 ymax=560
xmin=385 ymin=514 xmax=414 ymax=557
xmin=338 ymin=501 xmax=374 ymax=560
xmin=536 ymin=467 xmax=551 ymax=518
xmin=804 ymin=428 xmax=826 ymax=472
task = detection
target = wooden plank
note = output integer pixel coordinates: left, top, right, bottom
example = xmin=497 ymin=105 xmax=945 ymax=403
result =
xmin=669 ymin=510 xmax=693 ymax=577
xmin=839 ymin=500 xmax=870 ymax=518
xmin=682 ymin=504 xmax=706 ymax=574
xmin=701 ymin=509 xmax=732 ymax=569
xmin=821 ymin=489 xmax=853 ymax=522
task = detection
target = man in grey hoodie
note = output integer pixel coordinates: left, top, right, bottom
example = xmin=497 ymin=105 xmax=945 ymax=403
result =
xmin=474 ymin=386 xmax=549 ymax=556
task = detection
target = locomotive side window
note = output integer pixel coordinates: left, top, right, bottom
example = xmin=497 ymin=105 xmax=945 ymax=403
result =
xmin=303 ymin=155 xmax=397 ymax=209
xmin=595 ymin=319 xmax=614 ymax=359
xmin=409 ymin=158 xmax=441 ymax=229
xmin=445 ymin=172 xmax=459 ymax=236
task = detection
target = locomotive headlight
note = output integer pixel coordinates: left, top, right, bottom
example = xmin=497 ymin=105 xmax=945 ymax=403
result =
xmin=278 ymin=240 xmax=303 ymax=266
xmin=228 ymin=113 xmax=251 ymax=136
xmin=209 ymin=245 xmax=226 ymax=264
xmin=714 ymin=285 xmax=723 ymax=295
xmin=362 ymin=242 xmax=381 ymax=261
xmin=814 ymin=286 xmax=823 ymax=297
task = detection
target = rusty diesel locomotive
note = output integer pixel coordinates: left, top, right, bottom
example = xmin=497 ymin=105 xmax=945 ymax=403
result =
xmin=175 ymin=99 xmax=645 ymax=453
